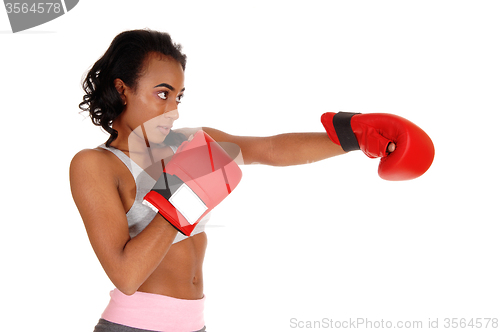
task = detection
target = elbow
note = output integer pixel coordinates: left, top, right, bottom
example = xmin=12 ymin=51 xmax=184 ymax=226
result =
xmin=111 ymin=274 xmax=141 ymax=296
xmin=116 ymin=284 xmax=138 ymax=296
xmin=105 ymin=252 xmax=149 ymax=296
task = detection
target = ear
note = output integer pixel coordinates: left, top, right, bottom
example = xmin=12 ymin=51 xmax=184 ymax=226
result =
xmin=114 ymin=78 xmax=128 ymax=105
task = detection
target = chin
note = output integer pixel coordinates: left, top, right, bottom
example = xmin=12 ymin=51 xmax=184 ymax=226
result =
xmin=150 ymin=135 xmax=169 ymax=146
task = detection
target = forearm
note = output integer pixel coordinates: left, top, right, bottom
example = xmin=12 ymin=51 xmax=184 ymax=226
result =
xmin=113 ymin=214 xmax=178 ymax=295
xmin=269 ymin=132 xmax=346 ymax=167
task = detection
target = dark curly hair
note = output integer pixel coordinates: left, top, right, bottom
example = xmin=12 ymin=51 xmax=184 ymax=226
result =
xmin=79 ymin=29 xmax=188 ymax=147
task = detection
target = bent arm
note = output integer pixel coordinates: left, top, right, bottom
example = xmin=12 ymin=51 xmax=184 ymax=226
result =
xmin=70 ymin=149 xmax=178 ymax=295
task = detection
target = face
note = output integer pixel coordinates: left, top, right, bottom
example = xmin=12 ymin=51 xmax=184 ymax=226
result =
xmin=114 ymin=53 xmax=185 ymax=148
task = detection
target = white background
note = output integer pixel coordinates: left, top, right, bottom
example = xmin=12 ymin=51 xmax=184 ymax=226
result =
xmin=1 ymin=1 xmax=499 ymax=331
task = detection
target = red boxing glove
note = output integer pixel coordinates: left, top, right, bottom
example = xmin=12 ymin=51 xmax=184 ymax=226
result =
xmin=143 ymin=130 xmax=242 ymax=235
xmin=321 ymin=112 xmax=435 ymax=181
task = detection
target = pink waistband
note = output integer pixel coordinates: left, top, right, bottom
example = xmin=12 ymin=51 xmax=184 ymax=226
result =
xmin=101 ymin=288 xmax=205 ymax=332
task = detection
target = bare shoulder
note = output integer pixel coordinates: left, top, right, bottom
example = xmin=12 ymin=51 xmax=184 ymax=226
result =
xmin=70 ymin=148 xmax=99 ymax=166
xmin=174 ymin=126 xmax=236 ymax=141
xmin=70 ymin=147 xmax=115 ymax=178
xmin=69 ymin=147 xmax=122 ymax=198
xmin=173 ymin=127 xmax=203 ymax=138
xmin=70 ymin=146 xmax=113 ymax=165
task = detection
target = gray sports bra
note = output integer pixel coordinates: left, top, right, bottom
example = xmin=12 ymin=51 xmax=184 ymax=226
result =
xmin=98 ymin=144 xmax=211 ymax=244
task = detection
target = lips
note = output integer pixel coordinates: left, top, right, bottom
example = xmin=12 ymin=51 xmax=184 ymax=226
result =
xmin=157 ymin=126 xmax=172 ymax=135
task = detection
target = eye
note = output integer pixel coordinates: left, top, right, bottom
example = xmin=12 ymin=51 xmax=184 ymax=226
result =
xmin=157 ymin=91 xmax=168 ymax=100
xmin=176 ymin=94 xmax=184 ymax=103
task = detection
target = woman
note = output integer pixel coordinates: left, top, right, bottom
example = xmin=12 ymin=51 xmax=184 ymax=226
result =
xmin=70 ymin=29 xmax=403 ymax=332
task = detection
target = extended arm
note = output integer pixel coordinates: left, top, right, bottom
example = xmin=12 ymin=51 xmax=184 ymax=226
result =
xmin=175 ymin=110 xmax=435 ymax=181
xmin=176 ymin=127 xmax=346 ymax=167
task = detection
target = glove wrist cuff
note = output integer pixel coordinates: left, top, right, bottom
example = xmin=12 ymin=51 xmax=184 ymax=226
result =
xmin=332 ymin=112 xmax=361 ymax=152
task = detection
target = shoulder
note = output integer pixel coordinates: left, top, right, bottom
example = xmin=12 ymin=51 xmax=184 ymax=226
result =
xmin=174 ymin=127 xmax=232 ymax=142
xmin=70 ymin=147 xmax=114 ymax=172
xmin=69 ymin=147 xmax=120 ymax=188
xmin=171 ymin=127 xmax=202 ymax=139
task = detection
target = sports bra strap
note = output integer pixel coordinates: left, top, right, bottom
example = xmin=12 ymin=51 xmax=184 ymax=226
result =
xmin=99 ymin=144 xmax=178 ymax=180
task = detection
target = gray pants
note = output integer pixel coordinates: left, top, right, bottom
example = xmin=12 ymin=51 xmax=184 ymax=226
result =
xmin=93 ymin=319 xmax=206 ymax=332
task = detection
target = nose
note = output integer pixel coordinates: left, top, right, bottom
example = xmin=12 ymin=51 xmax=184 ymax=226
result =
xmin=164 ymin=108 xmax=179 ymax=120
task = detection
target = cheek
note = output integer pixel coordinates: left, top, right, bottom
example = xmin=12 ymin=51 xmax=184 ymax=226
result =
xmin=133 ymin=92 xmax=155 ymax=108
xmin=129 ymin=94 xmax=162 ymax=119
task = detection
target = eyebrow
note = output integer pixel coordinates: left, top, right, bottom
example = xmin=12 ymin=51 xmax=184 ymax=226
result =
xmin=153 ymin=83 xmax=185 ymax=92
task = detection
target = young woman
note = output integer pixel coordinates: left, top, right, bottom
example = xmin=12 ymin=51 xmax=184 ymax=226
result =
xmin=71 ymin=29 xmax=419 ymax=332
